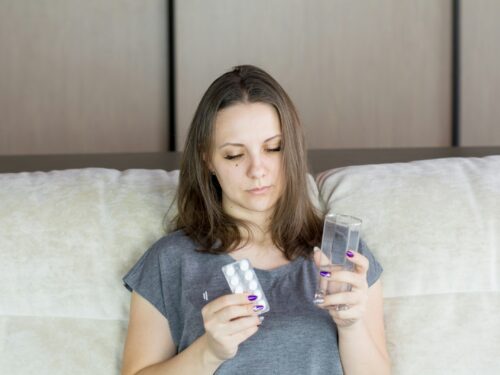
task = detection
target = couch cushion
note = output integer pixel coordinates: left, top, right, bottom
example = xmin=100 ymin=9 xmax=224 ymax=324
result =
xmin=0 ymin=168 xmax=179 ymax=321
xmin=0 ymin=315 xmax=127 ymax=374
xmin=384 ymin=292 xmax=500 ymax=374
xmin=317 ymin=155 xmax=500 ymax=374
xmin=0 ymin=168 xmax=179 ymax=374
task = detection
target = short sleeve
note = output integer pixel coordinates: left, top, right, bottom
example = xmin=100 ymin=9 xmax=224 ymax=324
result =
xmin=358 ymin=238 xmax=383 ymax=287
xmin=122 ymin=236 xmax=182 ymax=347
xmin=123 ymin=242 xmax=167 ymax=317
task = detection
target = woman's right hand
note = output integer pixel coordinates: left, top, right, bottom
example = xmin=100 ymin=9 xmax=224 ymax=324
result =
xmin=201 ymin=292 xmax=262 ymax=361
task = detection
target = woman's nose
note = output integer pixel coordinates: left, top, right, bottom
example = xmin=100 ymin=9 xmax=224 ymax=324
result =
xmin=248 ymin=155 xmax=266 ymax=179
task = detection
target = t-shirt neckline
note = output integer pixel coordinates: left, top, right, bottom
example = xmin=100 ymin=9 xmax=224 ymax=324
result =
xmin=221 ymin=252 xmax=305 ymax=277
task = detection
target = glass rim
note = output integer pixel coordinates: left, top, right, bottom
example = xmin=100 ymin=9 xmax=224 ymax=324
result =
xmin=324 ymin=213 xmax=362 ymax=226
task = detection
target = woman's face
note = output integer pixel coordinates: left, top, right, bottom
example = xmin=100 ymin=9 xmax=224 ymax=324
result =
xmin=208 ymin=102 xmax=285 ymax=223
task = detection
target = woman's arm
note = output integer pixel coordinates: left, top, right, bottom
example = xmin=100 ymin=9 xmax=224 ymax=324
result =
xmin=313 ymin=249 xmax=391 ymax=374
xmin=121 ymin=292 xmax=225 ymax=375
xmin=122 ymin=290 xmax=262 ymax=375
xmin=337 ymin=280 xmax=391 ymax=374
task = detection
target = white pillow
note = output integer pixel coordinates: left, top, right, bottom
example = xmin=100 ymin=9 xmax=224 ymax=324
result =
xmin=316 ymin=156 xmax=500 ymax=374
xmin=0 ymin=168 xmax=179 ymax=374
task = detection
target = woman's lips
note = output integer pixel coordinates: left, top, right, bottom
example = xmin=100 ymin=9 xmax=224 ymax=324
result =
xmin=247 ymin=186 xmax=271 ymax=195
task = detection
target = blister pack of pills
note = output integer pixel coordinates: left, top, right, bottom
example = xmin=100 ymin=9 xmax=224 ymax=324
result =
xmin=221 ymin=259 xmax=270 ymax=314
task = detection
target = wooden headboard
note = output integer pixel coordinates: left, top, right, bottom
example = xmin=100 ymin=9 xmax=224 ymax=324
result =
xmin=1 ymin=147 xmax=499 ymax=175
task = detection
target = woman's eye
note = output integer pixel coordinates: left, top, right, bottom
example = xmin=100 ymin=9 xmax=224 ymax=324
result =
xmin=224 ymin=154 xmax=242 ymax=160
xmin=266 ymin=146 xmax=281 ymax=152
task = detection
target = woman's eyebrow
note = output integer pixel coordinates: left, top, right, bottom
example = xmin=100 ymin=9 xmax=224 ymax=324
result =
xmin=264 ymin=134 xmax=282 ymax=143
xmin=218 ymin=134 xmax=281 ymax=149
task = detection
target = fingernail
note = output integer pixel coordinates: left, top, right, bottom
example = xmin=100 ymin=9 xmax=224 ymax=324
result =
xmin=346 ymin=250 xmax=354 ymax=258
xmin=253 ymin=305 xmax=264 ymax=311
xmin=313 ymin=298 xmax=324 ymax=304
xmin=320 ymin=271 xmax=331 ymax=278
xmin=313 ymin=246 xmax=320 ymax=252
xmin=248 ymin=295 xmax=258 ymax=301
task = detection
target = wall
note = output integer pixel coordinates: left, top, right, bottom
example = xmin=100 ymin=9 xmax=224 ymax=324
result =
xmin=1 ymin=1 xmax=499 ymax=155
xmin=176 ymin=0 xmax=451 ymax=150
xmin=0 ymin=0 xmax=168 ymax=155
xmin=461 ymin=0 xmax=500 ymax=146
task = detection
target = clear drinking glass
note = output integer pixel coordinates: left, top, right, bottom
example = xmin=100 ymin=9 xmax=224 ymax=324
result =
xmin=314 ymin=213 xmax=362 ymax=310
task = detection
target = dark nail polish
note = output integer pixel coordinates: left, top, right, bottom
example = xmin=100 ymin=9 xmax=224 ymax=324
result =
xmin=248 ymin=295 xmax=258 ymax=301
xmin=346 ymin=250 xmax=354 ymax=258
xmin=320 ymin=271 xmax=331 ymax=278
xmin=253 ymin=305 xmax=264 ymax=311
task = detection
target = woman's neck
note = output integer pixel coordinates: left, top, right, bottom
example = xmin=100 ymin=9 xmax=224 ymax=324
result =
xmin=230 ymin=230 xmax=289 ymax=270
xmin=239 ymin=224 xmax=272 ymax=247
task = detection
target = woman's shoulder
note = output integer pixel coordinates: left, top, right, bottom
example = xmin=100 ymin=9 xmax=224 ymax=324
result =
xmin=155 ymin=229 xmax=195 ymax=247
xmin=135 ymin=230 xmax=199 ymax=269
xmin=146 ymin=230 xmax=217 ymax=274
xmin=150 ymin=229 xmax=198 ymax=256
xmin=122 ymin=230 xmax=196 ymax=293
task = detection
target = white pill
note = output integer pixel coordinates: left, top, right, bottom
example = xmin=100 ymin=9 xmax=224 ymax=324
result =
xmin=235 ymin=285 xmax=244 ymax=293
xmin=240 ymin=259 xmax=250 ymax=271
xmin=225 ymin=266 xmax=235 ymax=276
xmin=230 ymin=276 xmax=240 ymax=286
xmin=249 ymin=280 xmax=258 ymax=290
xmin=244 ymin=270 xmax=254 ymax=280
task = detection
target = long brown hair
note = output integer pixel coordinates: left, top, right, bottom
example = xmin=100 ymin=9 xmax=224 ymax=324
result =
xmin=175 ymin=65 xmax=322 ymax=260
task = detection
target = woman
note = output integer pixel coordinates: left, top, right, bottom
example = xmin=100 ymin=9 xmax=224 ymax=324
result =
xmin=121 ymin=65 xmax=391 ymax=374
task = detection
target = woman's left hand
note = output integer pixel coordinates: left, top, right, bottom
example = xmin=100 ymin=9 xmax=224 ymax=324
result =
xmin=313 ymin=247 xmax=370 ymax=328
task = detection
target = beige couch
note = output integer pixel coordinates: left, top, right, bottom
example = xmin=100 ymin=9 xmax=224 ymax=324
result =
xmin=1 ymin=154 xmax=499 ymax=374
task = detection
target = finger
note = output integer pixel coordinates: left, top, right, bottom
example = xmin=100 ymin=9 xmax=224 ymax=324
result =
xmin=218 ymin=303 xmax=261 ymax=323
xmin=214 ymin=315 xmax=260 ymax=341
xmin=230 ymin=321 xmax=260 ymax=344
xmin=331 ymin=270 xmax=365 ymax=288
xmin=228 ymin=314 xmax=261 ymax=334
xmin=317 ymin=268 xmax=329 ymax=296
xmin=329 ymin=305 xmax=362 ymax=321
xmin=204 ymin=301 xmax=261 ymax=337
xmin=203 ymin=292 xmax=255 ymax=318
xmin=317 ymin=291 xmax=359 ymax=308
xmin=346 ymin=250 xmax=370 ymax=275
xmin=317 ymin=299 xmax=362 ymax=321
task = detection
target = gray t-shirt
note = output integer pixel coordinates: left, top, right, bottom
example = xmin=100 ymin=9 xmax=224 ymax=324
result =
xmin=123 ymin=230 xmax=383 ymax=374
